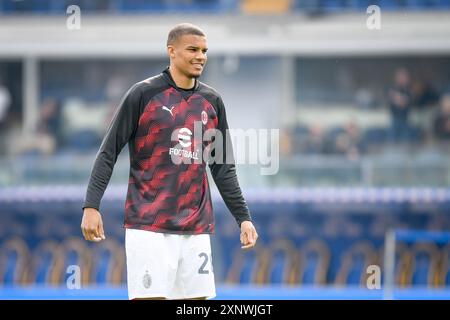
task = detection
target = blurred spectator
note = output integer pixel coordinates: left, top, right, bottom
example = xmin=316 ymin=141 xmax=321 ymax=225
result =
xmin=279 ymin=128 xmax=293 ymax=157
xmin=433 ymin=94 xmax=450 ymax=141
xmin=411 ymin=79 xmax=439 ymax=109
xmin=387 ymin=68 xmax=413 ymax=142
xmin=9 ymin=98 xmax=62 ymax=156
xmin=104 ymin=76 xmax=128 ymax=128
xmin=332 ymin=121 xmax=364 ymax=160
xmin=302 ymin=123 xmax=329 ymax=154
xmin=0 ymin=78 xmax=12 ymax=155
xmin=106 ymin=76 xmax=127 ymax=105
xmin=0 ymin=78 xmax=11 ymax=130
xmin=354 ymin=87 xmax=377 ymax=109
xmin=37 ymin=98 xmax=63 ymax=147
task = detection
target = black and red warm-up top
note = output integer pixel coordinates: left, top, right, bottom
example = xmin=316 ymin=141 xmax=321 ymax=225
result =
xmin=83 ymin=68 xmax=252 ymax=234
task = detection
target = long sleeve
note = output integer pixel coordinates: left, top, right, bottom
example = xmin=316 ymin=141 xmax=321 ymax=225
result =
xmin=82 ymin=83 xmax=142 ymax=210
xmin=208 ymin=96 xmax=252 ymax=227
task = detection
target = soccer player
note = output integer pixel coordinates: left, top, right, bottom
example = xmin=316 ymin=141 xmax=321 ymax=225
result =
xmin=81 ymin=23 xmax=258 ymax=300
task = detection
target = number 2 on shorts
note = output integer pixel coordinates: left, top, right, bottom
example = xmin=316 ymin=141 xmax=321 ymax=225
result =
xmin=198 ymin=252 xmax=213 ymax=274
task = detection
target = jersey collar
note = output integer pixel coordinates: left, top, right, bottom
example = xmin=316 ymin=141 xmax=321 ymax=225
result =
xmin=162 ymin=67 xmax=200 ymax=92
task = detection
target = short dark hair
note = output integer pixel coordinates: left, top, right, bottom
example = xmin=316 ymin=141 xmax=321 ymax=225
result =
xmin=167 ymin=23 xmax=206 ymax=46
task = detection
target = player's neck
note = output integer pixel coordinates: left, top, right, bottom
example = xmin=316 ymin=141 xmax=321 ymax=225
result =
xmin=168 ymin=65 xmax=195 ymax=90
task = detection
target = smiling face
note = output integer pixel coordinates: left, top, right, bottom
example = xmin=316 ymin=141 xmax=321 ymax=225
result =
xmin=168 ymin=34 xmax=208 ymax=79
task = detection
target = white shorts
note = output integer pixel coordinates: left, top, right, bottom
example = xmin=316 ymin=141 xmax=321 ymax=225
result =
xmin=125 ymin=228 xmax=216 ymax=300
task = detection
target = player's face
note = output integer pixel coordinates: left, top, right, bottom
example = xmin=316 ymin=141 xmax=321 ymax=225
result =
xmin=169 ymin=34 xmax=208 ymax=78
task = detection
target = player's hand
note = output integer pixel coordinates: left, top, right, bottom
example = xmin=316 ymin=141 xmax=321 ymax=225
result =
xmin=81 ymin=207 xmax=106 ymax=242
xmin=240 ymin=221 xmax=258 ymax=250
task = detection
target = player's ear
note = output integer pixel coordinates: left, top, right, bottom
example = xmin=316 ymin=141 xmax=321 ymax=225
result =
xmin=167 ymin=45 xmax=176 ymax=59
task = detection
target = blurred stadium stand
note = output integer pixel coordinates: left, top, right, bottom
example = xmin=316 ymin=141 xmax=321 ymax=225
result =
xmin=0 ymin=0 xmax=450 ymax=14
xmin=2 ymin=187 xmax=450 ymax=299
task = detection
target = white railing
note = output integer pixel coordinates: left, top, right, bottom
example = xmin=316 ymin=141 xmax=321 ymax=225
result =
xmin=1 ymin=152 xmax=450 ymax=188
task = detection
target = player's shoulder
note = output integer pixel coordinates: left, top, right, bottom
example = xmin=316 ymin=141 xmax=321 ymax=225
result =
xmin=128 ymin=74 xmax=169 ymax=99
xmin=197 ymin=81 xmax=224 ymax=106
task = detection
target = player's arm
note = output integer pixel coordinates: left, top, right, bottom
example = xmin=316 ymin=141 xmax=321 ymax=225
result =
xmin=208 ymin=96 xmax=258 ymax=249
xmin=81 ymin=84 xmax=142 ymax=242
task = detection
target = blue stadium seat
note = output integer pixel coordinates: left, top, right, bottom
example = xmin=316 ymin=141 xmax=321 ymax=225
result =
xmin=335 ymin=241 xmax=378 ymax=285
xmin=265 ymin=239 xmax=296 ymax=284
xmin=30 ymin=240 xmax=64 ymax=284
xmin=322 ymin=0 xmax=351 ymax=12
xmin=347 ymin=0 xmax=373 ymax=9
xmin=117 ymin=0 xmax=166 ymax=12
xmin=226 ymin=244 xmax=268 ymax=284
xmin=421 ymin=0 xmax=450 ymax=8
xmin=440 ymin=244 xmax=450 ymax=285
xmin=0 ymin=0 xmax=66 ymax=13
xmin=406 ymin=0 xmax=428 ymax=9
xmin=90 ymin=239 xmax=125 ymax=284
xmin=409 ymin=243 xmax=440 ymax=286
xmin=394 ymin=245 xmax=414 ymax=286
xmin=0 ymin=238 xmax=30 ymax=285
xmin=291 ymin=239 xmax=330 ymax=285
xmin=377 ymin=0 xmax=402 ymax=9
xmin=0 ymin=0 xmax=33 ymax=13
xmin=362 ymin=127 xmax=389 ymax=146
xmin=190 ymin=0 xmax=222 ymax=13
xmin=214 ymin=219 xmax=241 ymax=280
xmin=376 ymin=242 xmax=409 ymax=286
xmin=438 ymin=0 xmax=450 ymax=8
xmin=60 ymin=237 xmax=92 ymax=285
